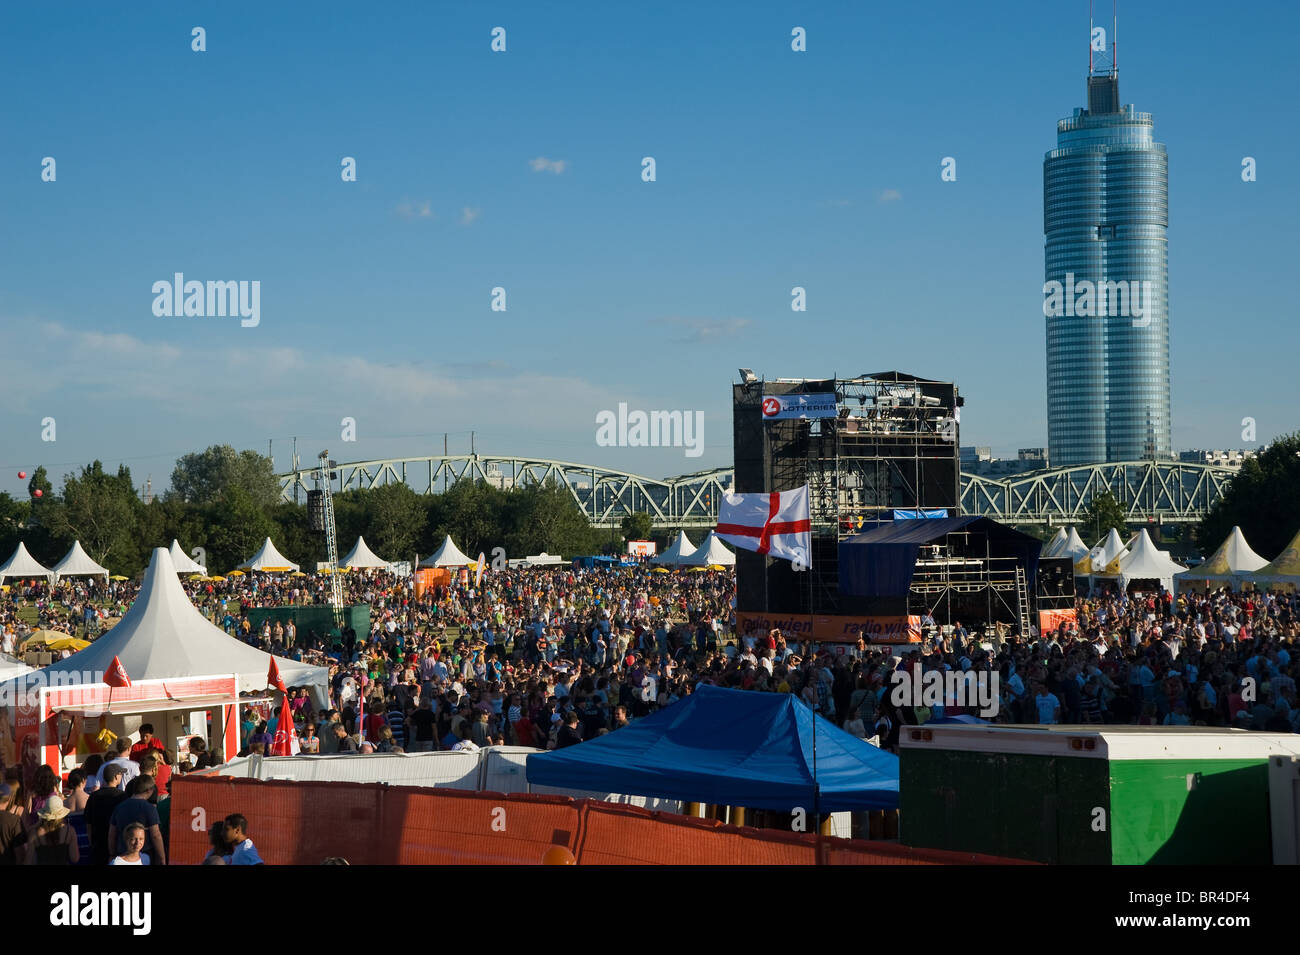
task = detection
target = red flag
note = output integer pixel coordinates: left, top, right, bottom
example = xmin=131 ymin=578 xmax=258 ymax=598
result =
xmin=104 ymin=656 xmax=131 ymax=688
xmin=270 ymin=692 xmax=297 ymax=756
xmin=267 ymin=656 xmax=287 ymax=694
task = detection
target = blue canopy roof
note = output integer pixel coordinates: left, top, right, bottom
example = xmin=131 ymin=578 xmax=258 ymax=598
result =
xmin=526 ymin=684 xmax=899 ymax=811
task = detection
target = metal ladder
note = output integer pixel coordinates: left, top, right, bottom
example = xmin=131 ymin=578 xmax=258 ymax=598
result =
xmin=1015 ymin=565 xmax=1032 ymax=638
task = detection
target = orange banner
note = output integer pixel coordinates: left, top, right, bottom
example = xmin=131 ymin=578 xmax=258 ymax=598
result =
xmin=736 ymin=611 xmax=921 ymax=644
xmin=414 ymin=568 xmax=450 ymax=600
xmin=1037 ymin=608 xmax=1077 ymax=634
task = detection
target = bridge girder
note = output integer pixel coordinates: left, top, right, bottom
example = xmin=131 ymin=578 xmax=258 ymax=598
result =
xmin=277 ymin=456 xmax=1233 ymax=529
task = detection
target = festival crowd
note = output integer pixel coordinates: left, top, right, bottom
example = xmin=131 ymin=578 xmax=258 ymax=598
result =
xmin=3 ymin=557 xmax=1298 ymax=864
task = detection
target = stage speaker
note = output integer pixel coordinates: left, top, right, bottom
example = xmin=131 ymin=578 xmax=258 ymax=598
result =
xmin=307 ymin=490 xmax=326 ymax=531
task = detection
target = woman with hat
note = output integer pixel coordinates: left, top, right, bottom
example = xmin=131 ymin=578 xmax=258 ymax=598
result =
xmin=22 ymin=795 xmax=78 ymax=865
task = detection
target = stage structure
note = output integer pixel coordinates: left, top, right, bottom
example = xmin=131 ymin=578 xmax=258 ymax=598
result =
xmin=732 ymin=371 xmax=964 ymax=642
xmin=838 ymin=516 xmax=1043 ymax=632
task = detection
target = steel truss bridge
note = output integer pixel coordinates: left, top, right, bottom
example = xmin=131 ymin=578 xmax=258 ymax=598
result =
xmin=958 ymin=460 xmax=1235 ymax=526
xmin=278 ymin=455 xmax=1234 ymax=529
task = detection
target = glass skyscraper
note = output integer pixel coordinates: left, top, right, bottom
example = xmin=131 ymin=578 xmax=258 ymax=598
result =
xmin=1044 ymin=70 xmax=1170 ymax=466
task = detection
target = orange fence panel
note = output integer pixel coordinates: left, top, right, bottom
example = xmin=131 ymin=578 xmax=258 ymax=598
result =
xmin=170 ymin=776 xmax=1035 ymax=865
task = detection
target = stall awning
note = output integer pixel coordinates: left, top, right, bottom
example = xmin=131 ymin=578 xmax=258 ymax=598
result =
xmin=54 ymin=694 xmax=272 ymax=716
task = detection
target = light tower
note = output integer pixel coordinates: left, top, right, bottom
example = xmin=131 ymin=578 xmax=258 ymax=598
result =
xmin=314 ymin=450 xmax=344 ymax=629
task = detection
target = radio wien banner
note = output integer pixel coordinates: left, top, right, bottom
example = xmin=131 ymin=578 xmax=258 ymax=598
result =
xmin=716 ymin=485 xmax=811 ymax=566
xmin=736 ymin=611 xmax=922 ymax=644
xmin=760 ymin=393 xmax=838 ymax=420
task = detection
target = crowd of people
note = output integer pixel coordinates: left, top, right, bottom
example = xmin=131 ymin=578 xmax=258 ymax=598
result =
xmin=3 ymin=553 xmax=1298 ymax=863
xmin=0 ymin=720 xmax=261 ymax=866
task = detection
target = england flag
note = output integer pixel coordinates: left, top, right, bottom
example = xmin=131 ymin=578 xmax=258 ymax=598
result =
xmin=716 ymin=484 xmax=812 ymax=567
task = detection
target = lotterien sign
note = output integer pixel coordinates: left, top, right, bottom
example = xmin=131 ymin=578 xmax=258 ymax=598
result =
xmin=760 ymin=393 xmax=838 ymax=420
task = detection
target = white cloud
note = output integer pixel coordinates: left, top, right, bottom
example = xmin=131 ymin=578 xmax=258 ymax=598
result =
xmin=651 ymin=316 xmax=752 ymax=344
xmin=529 ymin=157 xmax=568 ymax=175
xmin=460 ymin=206 xmax=482 ymax=226
xmin=879 ymin=189 xmax=903 ymax=203
xmin=395 ymin=198 xmax=434 ymax=219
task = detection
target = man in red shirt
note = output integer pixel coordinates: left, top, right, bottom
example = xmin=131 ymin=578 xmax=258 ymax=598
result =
xmin=129 ymin=723 xmax=166 ymax=763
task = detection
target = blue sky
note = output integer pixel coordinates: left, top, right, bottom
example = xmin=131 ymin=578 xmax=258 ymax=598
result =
xmin=1 ymin=0 xmax=1296 ymax=495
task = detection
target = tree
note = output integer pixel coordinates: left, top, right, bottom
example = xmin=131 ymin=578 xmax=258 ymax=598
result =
xmin=0 ymin=493 xmax=29 ymax=565
xmin=22 ymin=466 xmax=68 ymax=564
xmin=621 ymin=512 xmax=653 ymax=546
xmin=364 ymin=482 xmax=427 ymax=560
xmin=432 ymin=480 xmax=506 ymax=556
xmin=53 ymin=461 xmax=140 ymax=567
xmin=1199 ymin=432 xmax=1300 ymax=559
xmin=1082 ymin=490 xmax=1129 ymax=542
xmin=505 ymin=480 xmax=598 ymax=557
xmin=169 ymin=445 xmax=281 ymax=509
xmin=204 ymin=486 xmax=277 ymax=573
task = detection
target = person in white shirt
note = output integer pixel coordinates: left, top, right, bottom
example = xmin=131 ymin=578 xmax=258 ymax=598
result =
xmin=110 ymin=822 xmax=150 ymax=865
xmin=98 ymin=739 xmax=140 ymax=792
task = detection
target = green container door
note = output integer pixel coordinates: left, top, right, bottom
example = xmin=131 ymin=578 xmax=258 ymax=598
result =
xmin=1108 ymin=759 xmax=1272 ymax=865
xmin=902 ymin=750 xmax=1110 ymax=864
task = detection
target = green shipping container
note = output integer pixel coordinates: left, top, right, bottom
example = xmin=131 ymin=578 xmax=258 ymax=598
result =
xmin=900 ymin=725 xmax=1300 ymax=864
xmin=244 ymin=604 xmax=370 ymax=640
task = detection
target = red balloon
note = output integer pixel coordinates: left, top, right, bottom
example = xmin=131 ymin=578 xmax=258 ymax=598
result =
xmin=33 ymin=489 xmax=42 ymax=498
xmin=18 ymin=471 xmax=26 ymax=479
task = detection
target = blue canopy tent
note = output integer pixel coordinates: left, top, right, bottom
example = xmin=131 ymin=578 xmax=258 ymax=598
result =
xmin=526 ymin=684 xmax=899 ymax=811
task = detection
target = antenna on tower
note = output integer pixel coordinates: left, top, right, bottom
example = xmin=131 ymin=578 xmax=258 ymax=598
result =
xmin=1089 ymin=0 xmax=1119 ymax=78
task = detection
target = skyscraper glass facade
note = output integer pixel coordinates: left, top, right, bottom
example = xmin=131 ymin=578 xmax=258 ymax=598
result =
xmin=1044 ymin=74 xmax=1170 ymax=466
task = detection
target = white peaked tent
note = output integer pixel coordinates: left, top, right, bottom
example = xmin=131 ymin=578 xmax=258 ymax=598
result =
xmin=0 ymin=548 xmax=326 ymax=696
xmin=680 ymin=531 xmax=736 ymax=567
xmin=52 ymin=541 xmax=110 ymax=583
xmin=1174 ymin=526 xmax=1268 ymax=593
xmin=239 ymin=537 xmax=300 ymax=572
xmin=1243 ymin=528 xmax=1300 ymax=591
xmin=342 ymin=536 xmax=390 ymax=570
xmin=1084 ymin=528 xmax=1129 ymax=575
xmin=0 ymin=542 xmax=53 ymax=584
xmin=1117 ymin=529 xmax=1187 ymax=592
xmin=1056 ymin=527 xmax=1090 ymax=563
xmin=652 ymin=531 xmax=697 ymax=566
xmin=169 ymin=539 xmax=206 ymax=574
xmin=419 ymin=535 xmax=475 ymax=568
xmin=0 ymin=652 xmax=34 ymax=683
xmin=1041 ymin=528 xmax=1067 ymax=558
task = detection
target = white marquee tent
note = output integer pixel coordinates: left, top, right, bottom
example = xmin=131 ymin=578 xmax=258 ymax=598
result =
xmin=239 ymin=537 xmax=300 ymax=573
xmin=0 ymin=547 xmax=327 ymax=698
xmin=1055 ymin=527 xmax=1086 ymax=563
xmin=52 ymin=541 xmax=110 ymax=584
xmin=0 ymin=542 xmax=53 ymax=584
xmin=1117 ymin=529 xmax=1187 ymax=592
xmin=1041 ymin=528 xmax=1067 ymax=558
xmin=1173 ymin=526 xmax=1268 ymax=593
xmin=1243 ymin=528 xmax=1300 ymax=591
xmin=168 ymin=539 xmax=206 ymax=574
xmin=419 ymin=535 xmax=475 ymax=568
xmin=680 ymin=531 xmax=736 ymax=567
xmin=1081 ymin=528 xmax=1129 ymax=576
xmin=342 ymin=536 xmax=390 ymax=570
xmin=0 ymin=652 xmax=34 ymax=684
xmin=652 ymin=531 xmax=697 ymax=566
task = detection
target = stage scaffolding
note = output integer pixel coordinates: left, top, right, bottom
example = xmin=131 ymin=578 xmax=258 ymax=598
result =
xmin=758 ymin=372 xmax=962 ymax=616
